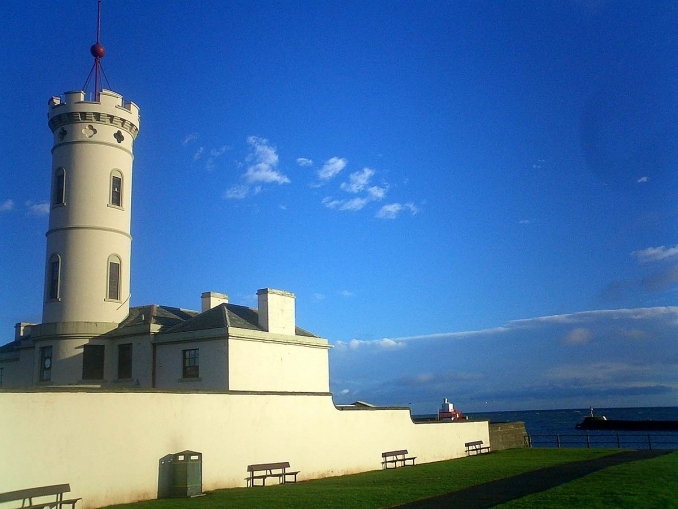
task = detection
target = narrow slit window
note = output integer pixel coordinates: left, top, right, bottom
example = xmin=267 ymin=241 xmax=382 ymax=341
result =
xmin=48 ymin=255 xmax=61 ymax=300
xmin=40 ymin=346 xmax=53 ymax=382
xmin=107 ymin=256 xmax=121 ymax=301
xmin=110 ymin=172 xmax=122 ymax=207
xmin=53 ymin=168 xmax=65 ymax=206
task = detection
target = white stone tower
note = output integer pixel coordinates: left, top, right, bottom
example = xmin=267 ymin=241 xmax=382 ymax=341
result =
xmin=43 ymin=90 xmax=139 ymax=324
xmin=42 ymin=12 xmax=140 ymax=325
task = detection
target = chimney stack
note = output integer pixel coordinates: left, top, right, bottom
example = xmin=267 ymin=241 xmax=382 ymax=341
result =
xmin=257 ymin=288 xmax=295 ymax=335
xmin=201 ymin=291 xmax=229 ymax=312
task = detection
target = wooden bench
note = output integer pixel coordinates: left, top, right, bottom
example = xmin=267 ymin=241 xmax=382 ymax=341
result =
xmin=465 ymin=440 xmax=491 ymax=456
xmin=0 ymin=484 xmax=81 ymax=509
xmin=381 ymin=449 xmax=416 ymax=469
xmin=246 ymin=462 xmax=299 ymax=487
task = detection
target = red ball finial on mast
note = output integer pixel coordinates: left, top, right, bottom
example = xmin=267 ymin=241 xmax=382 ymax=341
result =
xmin=90 ymin=42 xmax=106 ymax=59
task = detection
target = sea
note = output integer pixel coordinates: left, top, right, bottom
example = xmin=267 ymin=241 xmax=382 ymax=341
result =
xmin=418 ymin=407 xmax=678 ymax=450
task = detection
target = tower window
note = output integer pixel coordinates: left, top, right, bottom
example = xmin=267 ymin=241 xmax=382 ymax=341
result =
xmin=39 ymin=346 xmax=53 ymax=382
xmin=53 ymin=168 xmax=65 ymax=206
xmin=107 ymin=256 xmax=121 ymax=301
xmin=47 ymin=254 xmax=61 ymax=301
xmin=182 ymin=349 xmax=199 ymax=379
xmin=110 ymin=171 xmax=123 ymax=208
xmin=118 ymin=343 xmax=132 ymax=380
xmin=82 ymin=344 xmax=105 ymax=380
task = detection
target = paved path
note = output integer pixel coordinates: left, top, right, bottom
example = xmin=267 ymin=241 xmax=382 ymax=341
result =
xmin=394 ymin=450 xmax=671 ymax=509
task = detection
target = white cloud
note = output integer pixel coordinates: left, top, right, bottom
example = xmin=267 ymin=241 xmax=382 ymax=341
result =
xmin=367 ymin=186 xmax=387 ymax=200
xmin=341 ymin=168 xmax=374 ymax=193
xmin=182 ymin=133 xmax=199 ymax=146
xmin=223 ymin=185 xmax=249 ymax=200
xmin=546 ymin=361 xmax=660 ymax=383
xmin=244 ymin=163 xmax=290 ymax=184
xmin=562 ymin=327 xmax=593 ymax=345
xmin=321 ymin=197 xmax=342 ymax=209
xmin=330 ymin=305 xmax=678 ymax=412
xmin=356 ymin=307 xmax=678 ymax=345
xmin=508 ymin=307 xmax=678 ymax=327
xmin=0 ymin=199 xmax=14 ymax=212
xmin=193 ymin=147 xmax=204 ymax=161
xmin=26 ymin=201 xmax=49 ymax=217
xmin=206 ymin=146 xmax=230 ymax=171
xmin=340 ymin=290 xmax=354 ymax=298
xmin=296 ymin=157 xmax=314 ymax=167
xmin=631 ymin=245 xmax=678 ymax=264
xmin=321 ymin=196 xmax=372 ymax=212
xmin=322 ymin=168 xmax=391 ymax=213
xmin=637 ymin=176 xmax=649 ymax=183
xmin=376 ymin=203 xmax=402 ymax=219
xmin=376 ymin=202 xmax=418 ymax=220
xmin=243 ymin=136 xmax=289 ymax=185
xmin=314 ymin=293 xmax=325 ymax=301
xmin=334 ymin=338 xmax=405 ymax=352
xmin=318 ymin=157 xmax=347 ymax=181
xmin=340 ymin=197 xmax=371 ymax=211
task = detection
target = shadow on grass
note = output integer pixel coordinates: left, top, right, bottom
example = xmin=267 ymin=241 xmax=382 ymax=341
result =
xmin=394 ymin=450 xmax=673 ymax=509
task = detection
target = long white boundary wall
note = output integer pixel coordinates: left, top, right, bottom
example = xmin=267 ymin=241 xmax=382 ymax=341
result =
xmin=0 ymin=391 xmax=489 ymax=509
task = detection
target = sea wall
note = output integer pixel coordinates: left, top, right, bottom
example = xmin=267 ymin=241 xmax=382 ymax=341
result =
xmin=0 ymin=390 xmax=489 ymax=509
xmin=489 ymin=421 xmax=528 ymax=450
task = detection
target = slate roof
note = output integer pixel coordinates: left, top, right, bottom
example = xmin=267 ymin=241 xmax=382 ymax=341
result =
xmin=157 ymin=303 xmax=319 ymax=338
xmin=0 ymin=339 xmax=21 ymax=354
xmin=118 ymin=305 xmax=199 ymax=329
xmin=0 ymin=304 xmax=320 ymax=352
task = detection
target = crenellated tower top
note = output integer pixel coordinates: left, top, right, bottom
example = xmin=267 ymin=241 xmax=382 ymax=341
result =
xmin=47 ymin=89 xmax=140 ymax=140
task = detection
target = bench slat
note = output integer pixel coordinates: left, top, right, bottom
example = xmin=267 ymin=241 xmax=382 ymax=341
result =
xmin=382 ymin=449 xmax=409 ymax=457
xmin=0 ymin=484 xmax=71 ymax=503
xmin=247 ymin=461 xmax=290 ymax=472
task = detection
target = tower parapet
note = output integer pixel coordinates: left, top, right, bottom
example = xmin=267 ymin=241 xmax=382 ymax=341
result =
xmin=48 ymin=89 xmax=139 ymax=139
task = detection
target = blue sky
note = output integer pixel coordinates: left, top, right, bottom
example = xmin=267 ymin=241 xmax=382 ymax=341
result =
xmin=1 ymin=1 xmax=677 ymax=413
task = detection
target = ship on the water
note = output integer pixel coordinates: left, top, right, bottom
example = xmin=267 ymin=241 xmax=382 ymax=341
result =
xmin=576 ymin=408 xmax=678 ymax=431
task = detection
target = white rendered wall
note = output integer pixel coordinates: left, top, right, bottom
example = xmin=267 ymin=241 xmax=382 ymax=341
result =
xmin=154 ymin=340 xmax=229 ymax=390
xmin=0 ymin=392 xmax=490 ymax=509
xmin=228 ymin=338 xmax=330 ymax=392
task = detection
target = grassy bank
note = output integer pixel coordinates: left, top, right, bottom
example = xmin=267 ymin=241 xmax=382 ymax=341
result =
xmin=104 ymin=449 xmax=678 ymax=509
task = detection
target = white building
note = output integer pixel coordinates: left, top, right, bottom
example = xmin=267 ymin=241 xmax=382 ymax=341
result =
xmin=0 ymin=89 xmax=330 ymax=394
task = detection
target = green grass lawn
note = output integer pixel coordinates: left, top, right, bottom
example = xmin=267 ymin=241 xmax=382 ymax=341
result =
xmin=103 ymin=449 xmax=678 ymax=509
xmin=498 ymin=450 xmax=678 ymax=509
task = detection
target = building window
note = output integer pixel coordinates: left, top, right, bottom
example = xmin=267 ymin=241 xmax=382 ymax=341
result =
xmin=110 ymin=171 xmax=123 ymax=208
xmin=40 ymin=346 xmax=53 ymax=382
xmin=182 ymin=349 xmax=199 ymax=379
xmin=53 ymin=168 xmax=65 ymax=206
xmin=47 ymin=254 xmax=61 ymax=301
xmin=82 ymin=344 xmax=105 ymax=380
xmin=118 ymin=343 xmax=132 ymax=380
xmin=107 ymin=255 xmax=121 ymax=301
